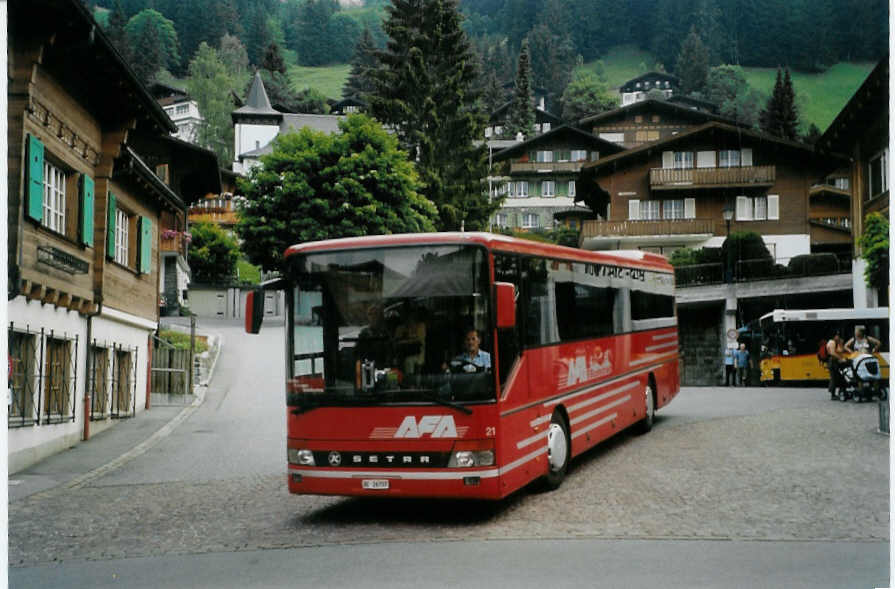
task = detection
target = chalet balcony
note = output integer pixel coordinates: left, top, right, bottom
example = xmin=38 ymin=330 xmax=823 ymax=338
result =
xmin=160 ymin=230 xmax=189 ymax=257
xmin=581 ymin=218 xmax=716 ymax=238
xmin=650 ymin=165 xmax=776 ymax=190
xmin=510 ymin=161 xmax=585 ymax=174
xmin=188 ymin=198 xmax=238 ymax=226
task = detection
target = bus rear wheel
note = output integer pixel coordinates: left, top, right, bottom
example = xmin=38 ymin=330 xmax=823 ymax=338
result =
xmin=543 ymin=411 xmax=570 ymax=490
xmin=635 ymin=383 xmax=655 ymax=434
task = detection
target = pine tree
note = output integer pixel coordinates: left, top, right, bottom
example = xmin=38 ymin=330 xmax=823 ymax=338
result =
xmin=106 ymin=0 xmax=130 ymax=60
xmin=367 ymin=0 xmax=495 ymax=231
xmin=505 ymin=38 xmax=535 ymax=140
xmin=129 ymin=15 xmax=165 ymax=84
xmin=261 ymin=42 xmax=287 ymax=75
xmin=342 ymin=27 xmax=378 ymax=100
xmin=760 ymin=67 xmax=798 ymax=140
xmin=675 ymin=27 xmax=709 ymax=95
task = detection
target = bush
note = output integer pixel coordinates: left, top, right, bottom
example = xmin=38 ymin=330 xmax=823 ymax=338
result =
xmin=157 ymin=330 xmax=208 ymax=353
xmin=787 ymin=253 xmax=840 ymax=276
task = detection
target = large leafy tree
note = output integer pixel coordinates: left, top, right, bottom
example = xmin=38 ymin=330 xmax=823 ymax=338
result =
xmin=560 ymin=70 xmax=619 ymax=121
xmin=505 ymin=38 xmax=535 ymax=140
xmin=705 ymin=65 xmax=764 ymax=127
xmin=235 ymin=114 xmax=438 ymax=272
xmin=124 ymin=9 xmax=180 ymax=82
xmin=187 ymin=42 xmax=236 ymax=164
xmin=188 ymin=222 xmax=241 ymax=284
xmin=367 ymin=0 xmax=495 ymax=231
xmin=859 ymin=212 xmax=889 ymax=293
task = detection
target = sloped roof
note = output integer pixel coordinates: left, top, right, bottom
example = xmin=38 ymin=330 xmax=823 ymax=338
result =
xmin=619 ymin=71 xmax=680 ymax=91
xmin=579 ymin=98 xmax=740 ymax=127
xmin=816 ymin=55 xmax=888 ymax=153
xmin=233 ymin=72 xmax=281 ymax=117
xmin=580 ymin=121 xmax=838 ymax=176
xmin=489 ymin=100 xmax=562 ymax=125
xmin=493 ymin=124 xmax=626 ymax=161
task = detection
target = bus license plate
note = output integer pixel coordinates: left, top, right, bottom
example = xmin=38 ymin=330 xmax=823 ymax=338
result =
xmin=362 ymin=479 xmax=389 ymax=490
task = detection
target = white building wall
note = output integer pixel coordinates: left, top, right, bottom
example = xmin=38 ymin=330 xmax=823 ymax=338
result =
xmin=234 ymin=122 xmax=280 ymax=163
xmin=8 ymin=298 xmax=88 ymax=473
xmin=700 ymin=234 xmax=810 ymax=263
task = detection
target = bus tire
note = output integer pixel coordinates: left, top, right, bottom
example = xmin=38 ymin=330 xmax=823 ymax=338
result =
xmin=543 ymin=411 xmax=570 ymax=490
xmin=635 ymin=382 xmax=655 ymax=434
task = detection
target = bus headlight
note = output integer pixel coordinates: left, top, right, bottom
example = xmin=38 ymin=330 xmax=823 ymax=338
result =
xmin=288 ymin=448 xmax=315 ymax=466
xmin=448 ymin=448 xmax=495 ymax=468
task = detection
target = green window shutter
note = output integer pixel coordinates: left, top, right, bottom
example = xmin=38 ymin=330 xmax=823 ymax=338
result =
xmin=25 ymin=135 xmax=44 ymax=222
xmin=138 ymin=216 xmax=152 ymax=274
xmin=79 ymin=175 xmax=95 ymax=246
xmin=106 ymin=192 xmax=116 ymax=259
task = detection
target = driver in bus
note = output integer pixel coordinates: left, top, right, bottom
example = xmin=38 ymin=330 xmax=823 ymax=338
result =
xmin=446 ymin=328 xmax=491 ymax=373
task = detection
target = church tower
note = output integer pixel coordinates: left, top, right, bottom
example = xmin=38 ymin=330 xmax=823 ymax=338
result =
xmin=232 ymin=71 xmax=282 ymax=174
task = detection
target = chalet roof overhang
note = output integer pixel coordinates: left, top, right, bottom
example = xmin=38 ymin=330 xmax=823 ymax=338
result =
xmin=11 ymin=0 xmax=176 ymax=135
xmin=578 ymin=99 xmax=740 ymax=128
xmin=579 ymin=122 xmax=847 ymax=180
xmin=116 ymin=146 xmax=186 ymax=213
xmin=156 ymin=135 xmax=223 ymax=201
xmin=488 ymin=101 xmax=563 ymax=124
xmin=492 ymin=125 xmax=626 ymax=162
xmin=619 ymin=71 xmax=681 ymax=92
xmin=816 ymin=55 xmax=889 ymax=153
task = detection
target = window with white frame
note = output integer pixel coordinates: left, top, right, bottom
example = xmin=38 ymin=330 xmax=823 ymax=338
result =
xmin=663 ymin=199 xmax=685 ymax=220
xmin=541 ymin=180 xmax=555 ymax=197
xmin=493 ymin=213 xmax=509 ymax=228
xmin=534 ymin=150 xmax=554 ymax=163
xmin=599 ymin=133 xmax=625 ymax=144
xmin=542 ymin=123 xmax=551 ymax=133
xmin=640 ymin=200 xmax=660 ymax=220
xmin=570 ymin=150 xmax=587 ymax=161
xmin=115 ymin=208 xmax=130 ymax=265
xmin=869 ymin=149 xmax=888 ymax=199
xmin=507 ymin=181 xmax=529 ymax=198
xmin=673 ymin=151 xmax=694 ymax=169
xmin=42 ymin=161 xmax=66 ymax=233
xmin=719 ymin=150 xmax=740 ymax=168
xmin=521 ymin=213 xmax=539 ymax=229
xmin=736 ymin=195 xmax=779 ymax=221
xmin=568 ymin=180 xmax=576 ymax=197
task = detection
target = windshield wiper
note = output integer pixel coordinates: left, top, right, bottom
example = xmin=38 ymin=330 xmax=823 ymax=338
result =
xmin=403 ymin=388 xmax=473 ymax=415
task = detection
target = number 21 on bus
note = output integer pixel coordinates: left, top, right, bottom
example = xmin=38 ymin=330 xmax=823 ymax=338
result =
xmin=246 ymin=233 xmax=680 ymax=500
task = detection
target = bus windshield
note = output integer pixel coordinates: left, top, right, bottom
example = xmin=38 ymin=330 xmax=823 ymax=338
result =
xmin=286 ymin=244 xmax=493 ymax=408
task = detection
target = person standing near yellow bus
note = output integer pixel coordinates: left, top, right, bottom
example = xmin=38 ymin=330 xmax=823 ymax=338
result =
xmin=845 ymin=325 xmax=880 ymax=355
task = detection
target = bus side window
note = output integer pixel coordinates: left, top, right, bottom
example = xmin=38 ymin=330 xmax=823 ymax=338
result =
xmin=494 ymin=253 xmax=523 ymax=386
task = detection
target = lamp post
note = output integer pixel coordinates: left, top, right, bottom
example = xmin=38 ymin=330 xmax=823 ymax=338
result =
xmin=722 ymin=205 xmax=734 ymax=236
xmin=722 ymin=205 xmax=734 ymax=282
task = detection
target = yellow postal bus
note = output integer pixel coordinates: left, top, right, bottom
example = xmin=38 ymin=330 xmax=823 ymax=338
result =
xmin=758 ymin=308 xmax=889 ymax=385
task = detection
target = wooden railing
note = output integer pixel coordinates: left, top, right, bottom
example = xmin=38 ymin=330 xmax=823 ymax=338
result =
xmin=581 ymin=218 xmax=716 ymax=237
xmin=160 ymin=232 xmax=188 ymax=257
xmin=650 ymin=165 xmax=776 ymax=189
xmin=510 ymin=161 xmax=585 ymax=174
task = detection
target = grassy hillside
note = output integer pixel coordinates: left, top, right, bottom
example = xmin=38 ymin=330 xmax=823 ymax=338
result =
xmin=288 ymin=64 xmax=351 ymax=100
xmin=275 ymin=45 xmax=873 ymax=131
xmin=741 ymin=62 xmax=875 ymax=132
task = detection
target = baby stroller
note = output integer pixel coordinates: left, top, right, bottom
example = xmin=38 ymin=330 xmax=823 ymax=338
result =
xmin=835 ymin=354 xmax=888 ymax=402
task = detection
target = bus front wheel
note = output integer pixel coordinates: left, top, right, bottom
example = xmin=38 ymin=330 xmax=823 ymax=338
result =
xmin=543 ymin=411 xmax=570 ymax=490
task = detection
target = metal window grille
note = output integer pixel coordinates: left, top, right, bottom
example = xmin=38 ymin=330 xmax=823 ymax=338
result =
xmin=43 ymin=161 xmax=66 ymax=233
xmin=43 ymin=332 xmax=78 ymax=424
xmin=110 ymin=345 xmax=138 ymax=418
xmin=8 ymin=327 xmax=39 ymax=428
xmin=88 ymin=343 xmax=111 ymax=420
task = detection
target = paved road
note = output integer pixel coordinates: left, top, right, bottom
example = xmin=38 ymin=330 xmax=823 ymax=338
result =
xmin=8 ymin=319 xmax=890 ymax=587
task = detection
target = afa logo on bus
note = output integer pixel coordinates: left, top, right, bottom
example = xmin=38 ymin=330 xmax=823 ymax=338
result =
xmin=395 ymin=415 xmax=458 ymax=438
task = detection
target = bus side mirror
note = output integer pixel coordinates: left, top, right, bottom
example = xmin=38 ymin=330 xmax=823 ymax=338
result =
xmin=494 ymin=281 xmax=516 ymax=329
xmin=245 ymin=289 xmax=264 ymax=334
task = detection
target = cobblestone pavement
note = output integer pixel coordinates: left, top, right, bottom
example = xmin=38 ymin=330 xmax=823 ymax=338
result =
xmin=9 ymin=398 xmax=887 ymax=566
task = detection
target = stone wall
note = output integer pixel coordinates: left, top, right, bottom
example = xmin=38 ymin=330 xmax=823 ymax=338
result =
xmin=678 ymin=303 xmax=724 ymax=385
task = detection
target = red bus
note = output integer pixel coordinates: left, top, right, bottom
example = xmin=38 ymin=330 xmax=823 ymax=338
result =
xmin=247 ymin=233 xmax=679 ymax=499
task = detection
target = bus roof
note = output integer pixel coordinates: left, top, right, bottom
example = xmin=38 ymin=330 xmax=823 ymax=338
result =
xmin=761 ymin=308 xmax=890 ymax=323
xmin=284 ymin=232 xmax=673 ymax=273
